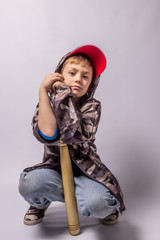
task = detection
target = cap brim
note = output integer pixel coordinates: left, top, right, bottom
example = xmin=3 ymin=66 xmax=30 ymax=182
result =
xmin=68 ymin=45 xmax=106 ymax=77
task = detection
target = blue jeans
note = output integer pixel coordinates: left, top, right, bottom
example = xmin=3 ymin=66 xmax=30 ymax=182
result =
xmin=19 ymin=169 xmax=120 ymax=218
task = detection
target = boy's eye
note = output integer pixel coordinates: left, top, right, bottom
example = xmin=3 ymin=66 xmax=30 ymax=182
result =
xmin=70 ymin=72 xmax=75 ymax=76
xmin=83 ymin=75 xmax=88 ymax=79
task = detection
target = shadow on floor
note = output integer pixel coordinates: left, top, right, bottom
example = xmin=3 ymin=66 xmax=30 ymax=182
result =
xmin=37 ymin=204 xmax=98 ymax=238
xmin=37 ymin=204 xmax=68 ymax=238
xmin=94 ymin=219 xmax=140 ymax=240
xmin=35 ymin=205 xmax=140 ymax=240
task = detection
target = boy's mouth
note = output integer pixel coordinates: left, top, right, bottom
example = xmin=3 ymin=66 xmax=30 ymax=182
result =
xmin=72 ymin=85 xmax=82 ymax=90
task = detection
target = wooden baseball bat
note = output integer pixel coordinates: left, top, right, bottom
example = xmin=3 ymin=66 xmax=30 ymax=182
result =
xmin=60 ymin=138 xmax=80 ymax=236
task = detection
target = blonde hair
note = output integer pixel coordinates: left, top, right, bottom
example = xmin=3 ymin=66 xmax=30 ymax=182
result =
xmin=61 ymin=54 xmax=93 ymax=74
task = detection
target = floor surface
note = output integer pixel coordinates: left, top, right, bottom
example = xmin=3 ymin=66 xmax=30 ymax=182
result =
xmin=1 ymin=180 xmax=159 ymax=240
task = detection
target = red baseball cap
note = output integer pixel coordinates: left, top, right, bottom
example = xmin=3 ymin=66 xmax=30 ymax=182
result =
xmin=67 ymin=45 xmax=107 ymax=77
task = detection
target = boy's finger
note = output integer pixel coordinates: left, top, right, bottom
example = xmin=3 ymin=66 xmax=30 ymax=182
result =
xmin=53 ymin=74 xmax=64 ymax=81
xmin=52 ymin=77 xmax=64 ymax=83
xmin=50 ymin=72 xmax=64 ymax=78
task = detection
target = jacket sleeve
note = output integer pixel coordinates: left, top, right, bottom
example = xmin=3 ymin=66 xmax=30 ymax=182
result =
xmin=51 ymin=85 xmax=101 ymax=144
xmin=31 ymin=103 xmax=60 ymax=144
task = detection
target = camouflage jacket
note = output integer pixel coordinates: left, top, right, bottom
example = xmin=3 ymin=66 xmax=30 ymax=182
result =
xmin=24 ymin=54 xmax=125 ymax=213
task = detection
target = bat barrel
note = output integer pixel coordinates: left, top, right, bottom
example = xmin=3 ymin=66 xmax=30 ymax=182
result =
xmin=60 ymin=139 xmax=80 ymax=236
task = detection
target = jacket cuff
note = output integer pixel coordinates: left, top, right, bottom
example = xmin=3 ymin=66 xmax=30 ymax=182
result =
xmin=38 ymin=126 xmax=59 ymax=140
xmin=56 ymin=85 xmax=72 ymax=94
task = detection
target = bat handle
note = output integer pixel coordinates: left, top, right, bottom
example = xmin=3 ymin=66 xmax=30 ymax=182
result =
xmin=60 ymin=138 xmax=80 ymax=236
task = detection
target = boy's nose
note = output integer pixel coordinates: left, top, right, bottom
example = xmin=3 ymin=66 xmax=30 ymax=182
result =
xmin=75 ymin=74 xmax=82 ymax=83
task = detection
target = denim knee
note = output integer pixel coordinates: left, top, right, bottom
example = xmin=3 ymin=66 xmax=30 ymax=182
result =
xmin=18 ymin=169 xmax=64 ymax=208
xmin=18 ymin=171 xmax=43 ymax=199
xmin=82 ymin=192 xmax=119 ymax=218
xmin=74 ymin=175 xmax=120 ymax=219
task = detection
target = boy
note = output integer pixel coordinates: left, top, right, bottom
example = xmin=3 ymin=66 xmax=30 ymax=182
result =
xmin=19 ymin=45 xmax=125 ymax=226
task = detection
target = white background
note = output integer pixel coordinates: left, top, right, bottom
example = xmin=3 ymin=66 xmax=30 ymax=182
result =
xmin=0 ymin=0 xmax=160 ymax=239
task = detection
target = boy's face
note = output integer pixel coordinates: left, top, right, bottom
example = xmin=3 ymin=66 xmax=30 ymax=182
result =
xmin=61 ymin=61 xmax=93 ymax=101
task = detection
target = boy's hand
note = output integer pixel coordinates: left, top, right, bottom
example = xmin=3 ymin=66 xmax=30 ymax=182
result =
xmin=51 ymin=80 xmax=66 ymax=93
xmin=40 ymin=73 xmax=64 ymax=92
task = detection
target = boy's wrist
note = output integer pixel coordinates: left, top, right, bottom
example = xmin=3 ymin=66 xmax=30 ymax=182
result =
xmin=39 ymin=86 xmax=49 ymax=94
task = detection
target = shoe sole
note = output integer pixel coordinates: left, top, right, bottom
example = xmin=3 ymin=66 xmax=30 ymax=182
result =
xmin=24 ymin=217 xmax=43 ymax=226
xmin=100 ymin=218 xmax=118 ymax=226
xmin=23 ymin=204 xmax=50 ymax=226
